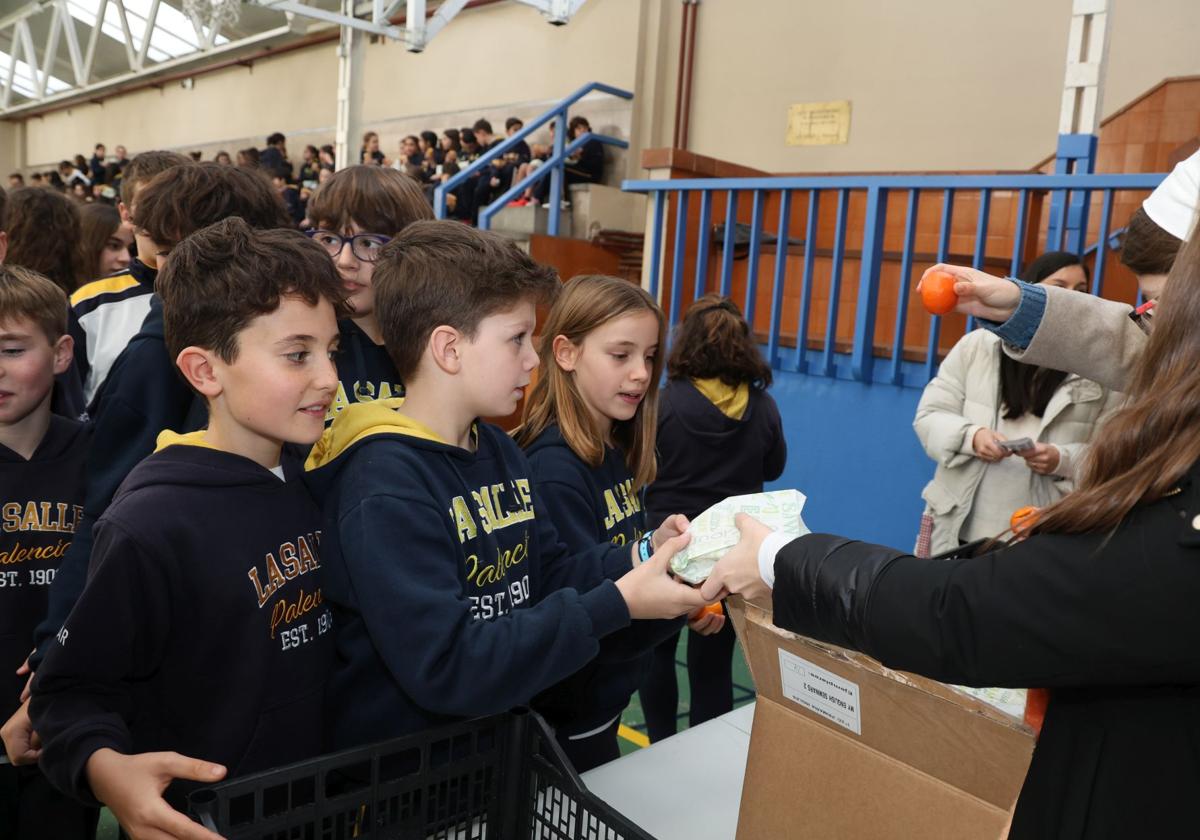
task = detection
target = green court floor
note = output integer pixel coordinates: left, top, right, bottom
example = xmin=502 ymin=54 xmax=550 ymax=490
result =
xmin=96 ymin=632 xmax=757 ymax=838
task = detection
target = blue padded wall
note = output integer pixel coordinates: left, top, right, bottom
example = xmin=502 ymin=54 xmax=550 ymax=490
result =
xmin=763 ymin=363 xmax=933 ymax=551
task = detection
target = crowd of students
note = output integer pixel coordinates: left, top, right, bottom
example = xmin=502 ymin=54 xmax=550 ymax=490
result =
xmin=7 ymin=112 xmax=606 ymax=242
xmin=0 ymin=155 xmax=763 ymax=840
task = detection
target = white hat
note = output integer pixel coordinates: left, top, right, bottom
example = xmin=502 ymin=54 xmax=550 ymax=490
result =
xmin=1142 ymin=147 xmax=1200 ymax=241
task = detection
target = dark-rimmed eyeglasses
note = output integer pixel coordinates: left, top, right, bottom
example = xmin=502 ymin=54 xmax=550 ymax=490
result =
xmin=305 ymin=230 xmax=391 ymax=262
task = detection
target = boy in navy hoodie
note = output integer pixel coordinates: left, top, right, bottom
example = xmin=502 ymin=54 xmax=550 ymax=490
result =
xmin=0 ymin=266 xmax=96 ymax=839
xmin=26 ymin=163 xmax=293 ymax=694
xmin=30 ymin=218 xmax=344 ymax=840
xmin=306 ymin=220 xmax=709 ymax=750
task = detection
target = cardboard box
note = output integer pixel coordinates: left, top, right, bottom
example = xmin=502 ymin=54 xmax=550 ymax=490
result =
xmin=728 ymin=599 xmax=1035 ymax=840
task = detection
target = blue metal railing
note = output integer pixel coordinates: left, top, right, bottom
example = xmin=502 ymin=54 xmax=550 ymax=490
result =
xmin=623 ymin=172 xmax=1165 ymax=388
xmin=434 ymin=81 xmax=634 ymax=235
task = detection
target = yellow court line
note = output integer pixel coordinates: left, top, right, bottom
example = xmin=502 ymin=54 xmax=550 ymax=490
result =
xmin=618 ymin=723 xmax=650 ymax=748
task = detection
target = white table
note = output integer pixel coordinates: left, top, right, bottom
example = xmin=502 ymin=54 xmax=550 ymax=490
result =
xmin=581 ymin=703 xmax=755 ymax=840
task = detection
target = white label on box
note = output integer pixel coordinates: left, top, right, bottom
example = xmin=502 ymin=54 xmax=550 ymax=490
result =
xmin=778 ymin=648 xmax=862 ymax=735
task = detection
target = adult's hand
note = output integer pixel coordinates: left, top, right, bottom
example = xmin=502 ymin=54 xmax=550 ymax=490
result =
xmin=700 ymin=514 xmax=774 ymax=602
xmin=920 ymin=264 xmax=1021 ymax=322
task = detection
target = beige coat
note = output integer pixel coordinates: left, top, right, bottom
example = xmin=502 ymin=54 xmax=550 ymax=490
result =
xmin=1003 ymin=285 xmax=1145 ymax=391
xmin=914 ymin=329 xmax=1122 ymax=555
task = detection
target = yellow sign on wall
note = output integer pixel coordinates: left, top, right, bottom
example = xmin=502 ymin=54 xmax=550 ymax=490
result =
xmin=786 ymin=101 xmax=851 ymax=146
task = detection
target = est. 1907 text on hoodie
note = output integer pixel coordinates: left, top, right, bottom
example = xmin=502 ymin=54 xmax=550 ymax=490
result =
xmin=304 ymin=399 xmax=634 ymax=750
xmin=30 ymin=438 xmax=333 ymax=805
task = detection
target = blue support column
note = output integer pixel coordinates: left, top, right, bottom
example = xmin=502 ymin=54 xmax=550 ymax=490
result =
xmin=669 ymin=192 xmax=689 ymax=328
xmin=1047 ymin=133 xmax=1098 ymax=254
xmin=793 ymin=190 xmax=819 ymax=374
xmin=548 ymin=111 xmax=567 ymax=236
xmin=851 ymin=186 xmax=888 ymax=383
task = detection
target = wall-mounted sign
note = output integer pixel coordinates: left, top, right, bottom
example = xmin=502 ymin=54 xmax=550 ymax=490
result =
xmin=786 ymin=101 xmax=851 ymax=146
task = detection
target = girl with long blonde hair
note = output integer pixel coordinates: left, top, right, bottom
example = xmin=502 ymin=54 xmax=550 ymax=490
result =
xmin=515 ymin=274 xmax=717 ymax=770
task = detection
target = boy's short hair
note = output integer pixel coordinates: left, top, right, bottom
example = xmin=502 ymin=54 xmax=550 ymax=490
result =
xmin=306 ymin=165 xmax=433 ymax=236
xmin=1120 ymin=207 xmax=1182 ymax=277
xmin=119 ymin=150 xmax=190 ymax=207
xmin=373 ymin=220 xmax=559 ymax=381
xmin=133 ymin=162 xmax=291 ymax=250
xmin=158 ymin=217 xmax=348 ymax=364
xmin=568 ymin=116 xmax=591 ymax=134
xmin=0 ymin=264 xmax=69 ymax=343
xmin=267 ymin=132 xmax=286 ymax=146
xmin=505 ymin=117 xmax=523 ymax=132
xmin=472 ymin=119 xmax=493 ymax=135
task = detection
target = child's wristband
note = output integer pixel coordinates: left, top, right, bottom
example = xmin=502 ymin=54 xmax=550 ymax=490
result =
xmin=637 ymin=530 xmax=655 ymax=565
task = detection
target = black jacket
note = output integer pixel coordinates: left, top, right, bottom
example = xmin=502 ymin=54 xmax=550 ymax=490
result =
xmin=770 ymin=463 xmax=1200 ymax=839
xmin=31 ymin=439 xmax=330 ymax=806
xmin=645 ymin=379 xmax=787 ymax=528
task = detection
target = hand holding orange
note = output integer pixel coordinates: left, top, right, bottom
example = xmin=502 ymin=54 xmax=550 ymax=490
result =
xmin=920 ymin=270 xmax=959 ymax=315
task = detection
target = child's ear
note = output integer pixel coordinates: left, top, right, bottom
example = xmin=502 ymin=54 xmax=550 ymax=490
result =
xmin=51 ymin=334 xmax=73 ymax=376
xmin=551 ymin=334 xmax=579 ymax=372
xmin=429 ymin=326 xmax=463 ymax=375
xmin=176 ymin=347 xmax=222 ymax=397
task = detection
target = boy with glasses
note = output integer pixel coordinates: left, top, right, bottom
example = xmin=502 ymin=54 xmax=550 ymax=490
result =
xmin=305 ymin=165 xmax=434 ymax=422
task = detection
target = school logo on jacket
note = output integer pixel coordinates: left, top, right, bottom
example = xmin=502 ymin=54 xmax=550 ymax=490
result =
xmin=450 ymin=480 xmax=537 ymax=621
xmin=603 ymin=478 xmax=642 ymax=532
xmin=245 ymin=531 xmax=332 ymax=651
xmin=0 ymin=500 xmax=83 ymax=571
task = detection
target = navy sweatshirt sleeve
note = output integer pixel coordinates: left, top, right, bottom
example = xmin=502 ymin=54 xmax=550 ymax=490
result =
xmin=336 ymin=492 xmax=629 ymax=718
xmin=534 ymin=493 xmax=633 ymax=594
xmin=527 ymin=446 xmax=683 ymax=662
xmin=31 ymin=520 xmax=171 ymax=804
xmin=30 ymin=331 xmax=200 ymax=669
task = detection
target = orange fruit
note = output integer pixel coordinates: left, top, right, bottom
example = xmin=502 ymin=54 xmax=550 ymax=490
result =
xmin=689 ymin=602 xmax=724 ymax=621
xmin=1024 ymin=688 xmax=1050 ymax=737
xmin=921 ymin=270 xmax=959 ymax=315
xmin=1010 ymin=505 xmax=1040 ymax=536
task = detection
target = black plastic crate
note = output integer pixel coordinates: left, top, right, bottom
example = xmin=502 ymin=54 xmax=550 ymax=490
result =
xmin=187 ymin=709 xmax=655 ymax=839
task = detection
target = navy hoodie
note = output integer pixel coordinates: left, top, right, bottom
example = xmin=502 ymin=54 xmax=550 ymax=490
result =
xmin=524 ymin=424 xmax=682 ymax=736
xmin=30 ymin=294 xmax=207 ymax=670
xmin=328 ymin=319 xmax=405 ymax=425
xmin=304 ymin=399 xmax=633 ymax=750
xmin=0 ymin=416 xmax=89 ymax=721
xmin=30 ymin=435 xmax=331 ymax=805
xmin=645 ymin=379 xmax=787 ymax=527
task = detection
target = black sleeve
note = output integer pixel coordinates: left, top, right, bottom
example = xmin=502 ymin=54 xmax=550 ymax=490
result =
xmin=771 ymin=521 xmax=1200 ymax=689
xmin=31 ymin=520 xmax=173 ymax=804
